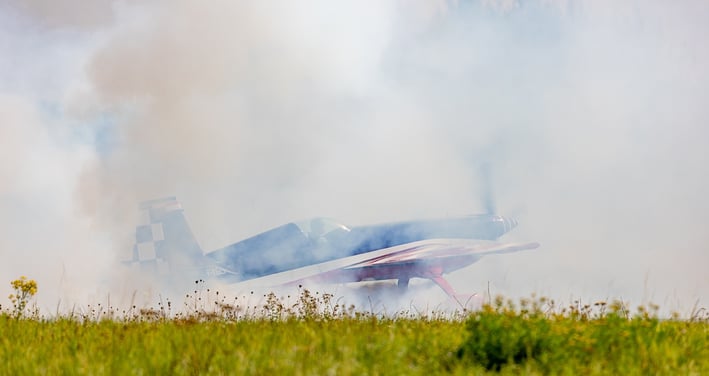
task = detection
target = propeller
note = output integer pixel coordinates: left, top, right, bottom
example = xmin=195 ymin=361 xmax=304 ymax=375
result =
xmin=480 ymin=161 xmax=496 ymax=215
xmin=478 ymin=161 xmax=525 ymax=235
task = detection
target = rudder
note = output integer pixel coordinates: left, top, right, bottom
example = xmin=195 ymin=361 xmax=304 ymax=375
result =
xmin=126 ymin=197 xmax=205 ymax=277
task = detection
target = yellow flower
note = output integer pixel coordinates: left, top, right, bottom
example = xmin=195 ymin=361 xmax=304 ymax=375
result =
xmin=8 ymin=276 xmax=38 ymax=317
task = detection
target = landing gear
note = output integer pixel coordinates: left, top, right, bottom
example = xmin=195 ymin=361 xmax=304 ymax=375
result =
xmin=397 ymin=275 xmax=455 ymax=296
xmin=397 ymin=277 xmax=410 ymax=291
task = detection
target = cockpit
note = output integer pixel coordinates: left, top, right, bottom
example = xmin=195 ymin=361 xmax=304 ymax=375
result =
xmin=292 ymin=218 xmax=351 ymax=240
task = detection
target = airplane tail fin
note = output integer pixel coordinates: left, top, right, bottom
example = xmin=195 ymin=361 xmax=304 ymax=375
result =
xmin=126 ymin=197 xmax=206 ymax=277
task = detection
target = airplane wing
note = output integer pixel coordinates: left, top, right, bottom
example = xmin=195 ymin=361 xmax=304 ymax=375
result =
xmin=230 ymin=239 xmax=539 ymax=296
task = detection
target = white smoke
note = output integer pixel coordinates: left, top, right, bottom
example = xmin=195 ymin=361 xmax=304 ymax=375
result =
xmin=1 ymin=0 xmax=708 ymax=314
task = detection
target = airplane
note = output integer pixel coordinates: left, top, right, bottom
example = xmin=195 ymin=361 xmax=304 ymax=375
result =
xmin=125 ymin=197 xmax=538 ymax=298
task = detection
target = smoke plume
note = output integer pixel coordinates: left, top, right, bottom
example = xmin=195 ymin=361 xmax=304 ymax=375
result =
xmin=1 ymin=0 xmax=708 ymax=313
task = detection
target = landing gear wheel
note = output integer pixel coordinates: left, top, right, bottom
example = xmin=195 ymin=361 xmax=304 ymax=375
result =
xmin=397 ymin=277 xmax=410 ymax=291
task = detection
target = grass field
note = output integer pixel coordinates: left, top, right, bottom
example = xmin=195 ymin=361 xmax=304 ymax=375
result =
xmin=1 ymin=287 xmax=708 ymax=375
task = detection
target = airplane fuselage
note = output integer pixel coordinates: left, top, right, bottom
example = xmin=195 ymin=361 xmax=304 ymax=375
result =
xmin=206 ymin=215 xmax=518 ymax=282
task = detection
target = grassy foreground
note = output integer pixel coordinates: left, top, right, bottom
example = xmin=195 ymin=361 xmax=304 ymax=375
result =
xmin=1 ymin=292 xmax=708 ymax=375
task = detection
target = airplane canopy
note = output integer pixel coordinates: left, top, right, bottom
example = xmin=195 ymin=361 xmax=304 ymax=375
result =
xmin=292 ymin=218 xmax=351 ymax=239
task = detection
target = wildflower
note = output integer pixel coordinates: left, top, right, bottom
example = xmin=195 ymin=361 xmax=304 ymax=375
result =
xmin=8 ymin=276 xmax=38 ymax=318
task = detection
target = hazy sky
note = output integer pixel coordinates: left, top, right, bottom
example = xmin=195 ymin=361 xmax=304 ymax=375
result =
xmin=1 ymin=0 xmax=707 ymax=313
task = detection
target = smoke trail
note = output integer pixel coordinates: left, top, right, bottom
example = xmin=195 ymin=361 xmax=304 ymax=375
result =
xmin=1 ymin=1 xmax=708 ymax=312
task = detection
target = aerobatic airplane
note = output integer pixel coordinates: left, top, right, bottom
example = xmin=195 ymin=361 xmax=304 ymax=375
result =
xmin=126 ymin=197 xmax=538 ymax=297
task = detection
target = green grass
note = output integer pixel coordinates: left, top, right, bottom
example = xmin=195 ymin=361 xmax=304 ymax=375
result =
xmin=1 ymin=293 xmax=707 ymax=375
xmin=456 ymin=296 xmax=709 ymax=374
xmin=0 ymin=316 xmax=468 ymax=375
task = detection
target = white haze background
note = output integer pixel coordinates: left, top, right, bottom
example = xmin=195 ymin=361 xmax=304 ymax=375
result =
xmin=1 ymin=0 xmax=707 ymax=313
